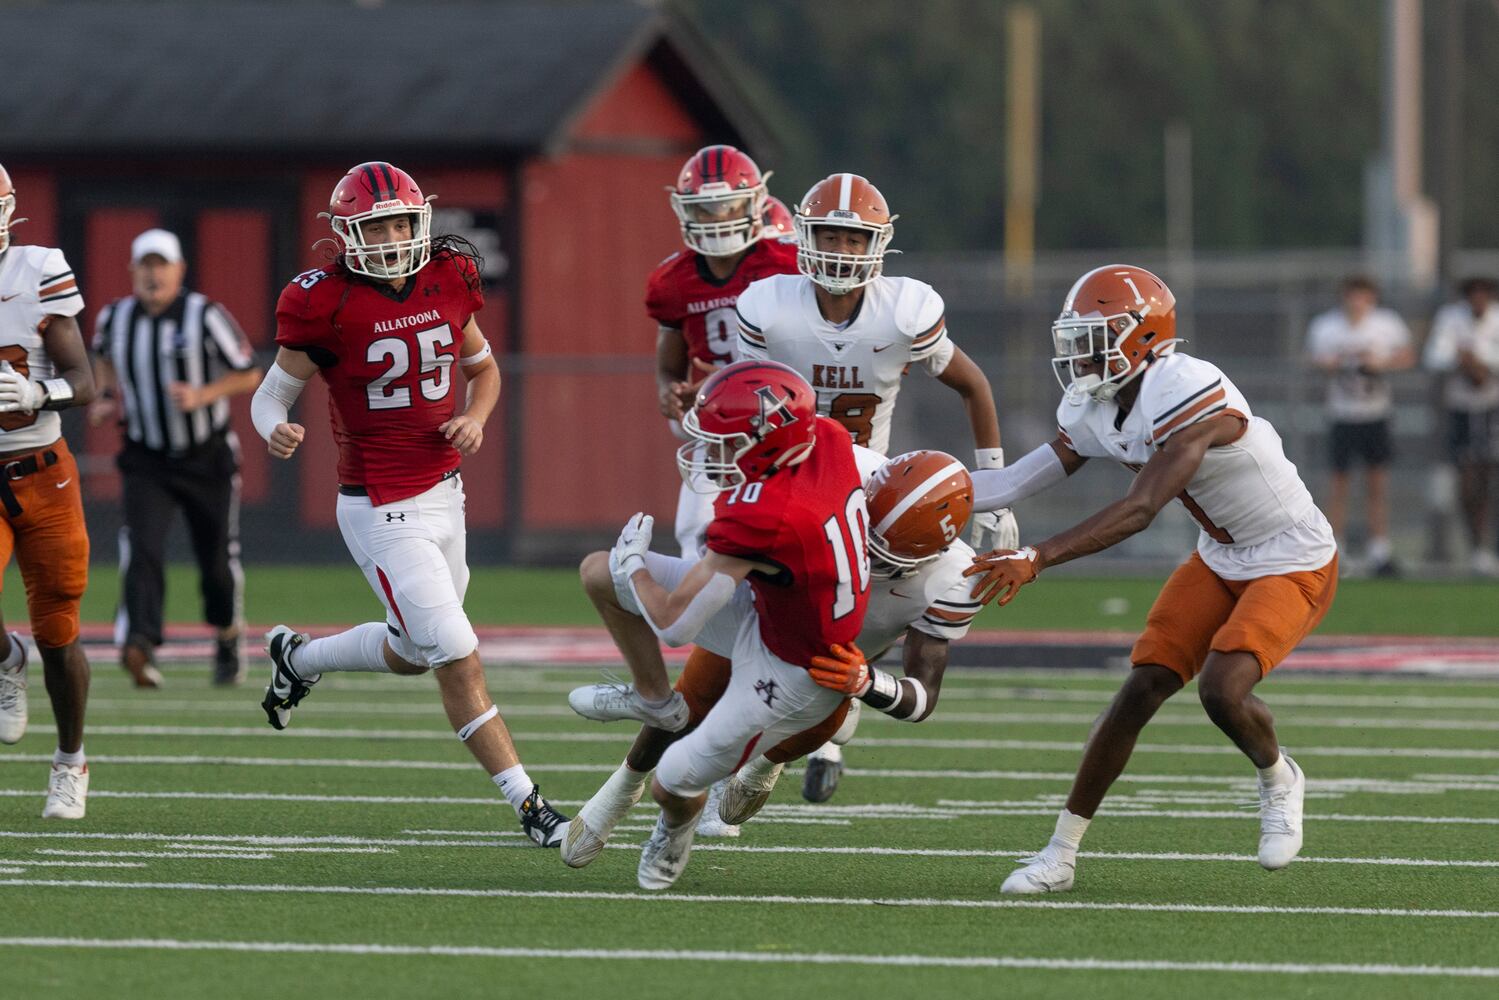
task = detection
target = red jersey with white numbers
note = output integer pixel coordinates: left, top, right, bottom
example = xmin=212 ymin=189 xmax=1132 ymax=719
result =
xmin=704 ymin=416 xmax=871 ymax=667
xmin=645 ymin=237 xmax=799 ymax=369
xmin=275 ymin=252 xmax=484 ymax=505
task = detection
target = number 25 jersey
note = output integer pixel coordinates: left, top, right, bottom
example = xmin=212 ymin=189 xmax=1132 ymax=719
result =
xmin=705 ymin=416 xmax=871 ymax=668
xmin=275 ymin=253 xmax=484 ymax=506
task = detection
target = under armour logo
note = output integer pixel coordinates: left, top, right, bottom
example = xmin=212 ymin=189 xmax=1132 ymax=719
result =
xmin=385 ymin=511 xmax=407 ymax=522
xmin=751 ymin=385 xmax=799 ymax=436
xmin=754 ymin=679 xmax=779 ymax=708
xmin=423 ymin=285 xmax=440 ymax=297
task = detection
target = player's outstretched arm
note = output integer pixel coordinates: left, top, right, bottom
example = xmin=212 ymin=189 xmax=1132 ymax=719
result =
xmin=441 ymin=318 xmax=499 ymax=457
xmin=2 ymin=315 xmax=97 ymax=412
xmin=810 ymin=631 xmax=949 ymax=723
xmin=251 ymin=347 xmax=316 ymax=459
xmin=970 ymin=438 xmax=1086 ymax=512
xmin=629 ymin=547 xmax=758 ymax=648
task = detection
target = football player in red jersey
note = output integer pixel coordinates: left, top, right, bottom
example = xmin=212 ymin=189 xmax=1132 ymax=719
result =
xmin=648 ymin=145 xmax=800 ymax=556
xmin=562 ymin=360 xmax=871 ymax=889
xmin=248 ymin=162 xmax=568 ymax=846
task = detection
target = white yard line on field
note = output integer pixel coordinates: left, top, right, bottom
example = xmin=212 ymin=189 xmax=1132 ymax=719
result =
xmin=0 ymin=831 xmax=1496 ymax=868
xmin=0 ymin=859 xmax=147 ymax=869
xmin=70 ymin=726 xmax=1499 ymax=760
xmin=937 ymin=688 xmax=1499 ymax=711
xmin=1 ymin=882 xmax=1498 ymax=924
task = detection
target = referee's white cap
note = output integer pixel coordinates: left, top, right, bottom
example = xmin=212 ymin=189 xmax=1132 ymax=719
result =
xmin=131 ymin=228 xmax=183 ymax=264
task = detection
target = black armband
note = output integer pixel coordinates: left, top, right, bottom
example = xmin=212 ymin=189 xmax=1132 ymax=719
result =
xmin=40 ymin=378 xmax=75 ymax=410
xmin=857 ymin=670 xmax=931 ymax=722
xmin=858 ymin=667 xmax=900 ymax=711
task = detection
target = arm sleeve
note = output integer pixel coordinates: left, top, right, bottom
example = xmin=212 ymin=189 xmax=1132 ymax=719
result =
xmin=204 ymin=303 xmax=256 ymax=371
xmin=636 ymin=570 xmax=739 ymax=647
xmin=38 ymin=248 xmax=84 ymax=318
xmin=970 ymin=442 xmax=1067 ymax=511
xmin=250 ymin=362 xmax=308 ymax=441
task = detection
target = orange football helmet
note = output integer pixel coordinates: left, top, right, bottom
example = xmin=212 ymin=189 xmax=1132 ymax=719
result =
xmin=794 ymin=173 xmax=897 ymax=295
xmin=865 ymin=450 xmax=973 ymax=576
xmin=0 ymin=163 xmax=19 ymax=254
xmin=1052 ymin=264 xmax=1178 ymax=402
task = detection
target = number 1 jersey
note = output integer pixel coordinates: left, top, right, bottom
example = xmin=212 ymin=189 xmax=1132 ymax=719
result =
xmin=275 ymin=253 xmax=484 ymax=505
xmin=704 ymin=416 xmax=871 ymax=668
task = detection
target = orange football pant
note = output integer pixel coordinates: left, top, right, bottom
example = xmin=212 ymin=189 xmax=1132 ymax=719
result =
xmin=1131 ymin=551 xmax=1338 ymax=683
xmin=0 ymin=439 xmax=90 ymax=648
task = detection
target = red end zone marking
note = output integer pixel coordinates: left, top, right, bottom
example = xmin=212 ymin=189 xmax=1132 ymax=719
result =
xmin=375 ymin=567 xmax=408 ymax=633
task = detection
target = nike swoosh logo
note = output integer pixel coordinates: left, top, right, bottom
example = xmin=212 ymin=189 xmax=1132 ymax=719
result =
xmin=890 ymin=588 xmax=914 ymax=599
xmin=0 ymin=294 xmax=20 ymax=303
xmin=872 ymin=344 xmax=891 ymax=352
xmin=55 ymin=478 xmax=71 ymax=488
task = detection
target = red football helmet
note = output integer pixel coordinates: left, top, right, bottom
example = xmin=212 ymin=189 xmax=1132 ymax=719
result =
xmin=678 ymin=360 xmax=818 ymax=492
xmin=323 ymin=162 xmax=432 ymax=280
xmin=1052 ymin=264 xmax=1179 ymax=402
xmin=865 ymin=451 xmax=973 ymax=577
xmin=0 ymin=163 xmax=19 ymax=254
xmin=669 ymin=145 xmax=769 ymax=257
xmin=762 ymin=196 xmax=794 ymax=239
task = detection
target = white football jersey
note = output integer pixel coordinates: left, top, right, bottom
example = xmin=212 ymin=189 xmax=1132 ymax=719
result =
xmin=734 ymin=273 xmax=956 ymax=455
xmin=0 ymin=246 xmax=84 ymax=450
xmin=850 ymin=444 xmax=980 ymax=657
xmin=1057 ymin=353 xmax=1336 ymax=579
xmin=1305 ymin=306 xmax=1411 ymax=421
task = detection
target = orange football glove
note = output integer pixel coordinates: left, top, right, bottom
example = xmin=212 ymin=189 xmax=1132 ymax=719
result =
xmin=963 ymin=545 xmax=1040 ymax=606
xmin=808 ymin=642 xmax=871 ymax=696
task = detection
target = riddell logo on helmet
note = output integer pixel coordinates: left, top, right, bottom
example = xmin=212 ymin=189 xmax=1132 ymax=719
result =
xmin=827 ymin=210 xmax=858 ymax=220
xmin=372 ymin=199 xmax=406 ymax=211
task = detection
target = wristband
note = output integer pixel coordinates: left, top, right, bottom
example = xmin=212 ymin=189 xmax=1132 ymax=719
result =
xmin=40 ymin=378 xmax=75 ymax=410
xmin=974 ymin=447 xmax=1005 ymax=470
xmin=859 ymin=667 xmax=900 ymax=710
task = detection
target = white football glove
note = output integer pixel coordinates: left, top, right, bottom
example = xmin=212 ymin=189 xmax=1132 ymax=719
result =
xmin=608 ymin=512 xmax=654 ymax=593
xmin=0 ymin=361 xmax=44 ymax=414
xmin=969 ymin=507 xmax=1020 ymax=552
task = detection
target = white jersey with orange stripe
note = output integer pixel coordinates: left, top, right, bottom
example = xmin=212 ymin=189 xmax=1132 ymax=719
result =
xmin=1056 ymin=352 xmax=1335 ymax=579
xmin=849 ymin=442 xmax=980 ymax=654
xmin=733 ymin=272 xmax=955 ymax=455
xmin=0 ymin=245 xmax=84 ymax=451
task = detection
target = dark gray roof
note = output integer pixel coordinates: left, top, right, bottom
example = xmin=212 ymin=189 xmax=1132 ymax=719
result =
xmin=2 ymin=2 xmax=777 ymax=158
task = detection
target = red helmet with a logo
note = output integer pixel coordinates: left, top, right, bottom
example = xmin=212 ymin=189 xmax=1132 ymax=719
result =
xmin=678 ymin=360 xmax=817 ymax=492
xmin=324 ymin=161 xmax=432 ymax=280
xmin=762 ymin=196 xmax=794 ymax=239
xmin=669 ymin=145 xmax=769 ymax=258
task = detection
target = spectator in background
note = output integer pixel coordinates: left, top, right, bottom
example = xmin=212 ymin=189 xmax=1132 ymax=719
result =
xmin=1424 ymin=277 xmax=1499 ymax=577
xmin=89 ymin=230 xmax=262 ymax=687
xmin=1306 ymin=275 xmax=1415 ymax=576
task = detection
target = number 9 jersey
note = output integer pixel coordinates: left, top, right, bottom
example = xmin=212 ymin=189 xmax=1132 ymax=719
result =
xmin=275 ymin=252 xmax=484 ymax=505
xmin=645 ymin=238 xmax=799 ymax=369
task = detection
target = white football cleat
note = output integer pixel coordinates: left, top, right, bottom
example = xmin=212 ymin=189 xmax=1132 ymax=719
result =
xmin=1258 ymin=753 xmax=1306 ymax=870
xmin=719 ymin=759 xmax=784 ymax=826
xmin=0 ymin=632 xmax=28 ymax=745
xmin=561 ymin=773 xmax=646 ymax=869
xmin=637 ymin=812 xmax=697 ymax=891
xmin=43 ymin=763 xmax=88 ymax=820
xmin=568 ymin=681 xmax=689 ymax=732
xmin=1001 ymin=845 xmax=1077 ymax=894
xmin=695 ymin=780 xmax=741 ymax=838
xmin=261 ymin=626 xmax=315 ymax=731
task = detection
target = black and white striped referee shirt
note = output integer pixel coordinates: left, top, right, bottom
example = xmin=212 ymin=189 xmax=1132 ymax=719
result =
xmin=93 ymin=291 xmax=256 ymax=453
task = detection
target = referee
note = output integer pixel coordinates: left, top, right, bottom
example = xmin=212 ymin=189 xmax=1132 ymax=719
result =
xmin=90 ymin=229 xmax=262 ymax=687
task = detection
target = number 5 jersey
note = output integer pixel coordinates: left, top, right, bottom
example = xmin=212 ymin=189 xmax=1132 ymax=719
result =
xmin=275 ymin=252 xmax=484 ymax=505
xmin=1056 ymin=351 xmax=1336 ymax=579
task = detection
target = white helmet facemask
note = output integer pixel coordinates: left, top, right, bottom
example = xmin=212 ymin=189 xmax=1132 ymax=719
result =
xmin=329 ymin=200 xmax=433 ymax=280
xmin=675 ymin=408 xmax=753 ymax=493
xmin=794 ymin=218 xmax=896 ymax=295
xmin=670 ymin=183 xmax=766 ymax=258
xmin=0 ymin=193 xmax=22 ymax=255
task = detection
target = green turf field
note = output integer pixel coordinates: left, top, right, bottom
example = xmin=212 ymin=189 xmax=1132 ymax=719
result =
xmin=57 ymin=563 xmax=1499 ymax=634
xmin=3 ymin=664 xmax=1498 ymax=997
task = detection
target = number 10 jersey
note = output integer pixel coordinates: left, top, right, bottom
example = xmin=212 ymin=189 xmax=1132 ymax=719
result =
xmin=275 ymin=252 xmax=485 ymax=506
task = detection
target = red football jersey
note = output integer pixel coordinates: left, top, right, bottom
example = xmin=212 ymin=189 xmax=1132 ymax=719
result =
xmin=275 ymin=253 xmax=485 ymax=505
xmin=645 ymin=237 xmax=799 ymax=368
xmin=705 ymin=416 xmax=871 ymax=667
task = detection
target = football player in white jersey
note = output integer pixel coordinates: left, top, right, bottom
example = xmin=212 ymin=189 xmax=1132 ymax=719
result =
xmin=960 ymin=265 xmax=1338 ymax=893
xmin=0 ymin=163 xmax=99 ymax=819
xmin=559 ymin=448 xmax=979 ymax=863
xmin=733 ymin=172 xmax=1016 ymax=798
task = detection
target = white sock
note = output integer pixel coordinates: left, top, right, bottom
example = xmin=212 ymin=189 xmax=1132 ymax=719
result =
xmin=493 ymin=764 xmax=535 ymax=814
xmin=578 ymin=762 xmax=650 ymax=830
xmin=1367 ymin=536 xmax=1393 ymax=563
xmin=1049 ymin=808 xmax=1090 ymax=854
xmin=1258 ymin=753 xmax=1293 ymax=787
xmin=0 ymin=632 xmax=24 ymax=670
xmin=54 ymin=745 xmax=85 ymax=768
xmin=295 ymin=622 xmax=391 ymax=675
xmin=809 ymin=741 xmax=842 ymax=764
